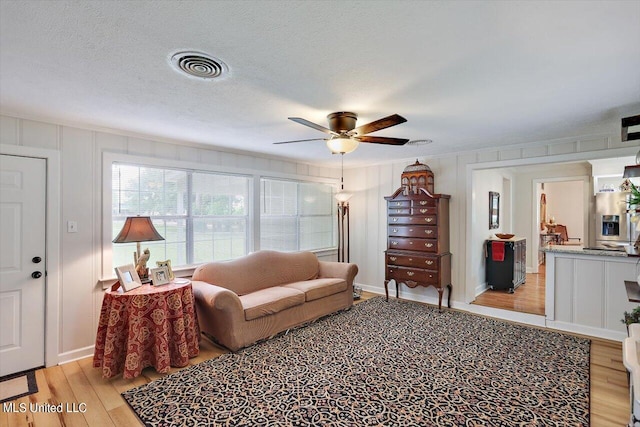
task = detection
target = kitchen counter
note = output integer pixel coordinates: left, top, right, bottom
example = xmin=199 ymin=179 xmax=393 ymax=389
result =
xmin=543 ymin=244 xmax=640 ymax=257
xmin=544 ymin=246 xmax=638 ymax=341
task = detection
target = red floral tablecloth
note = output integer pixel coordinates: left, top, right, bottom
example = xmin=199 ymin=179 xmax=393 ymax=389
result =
xmin=93 ymin=281 xmax=200 ymax=379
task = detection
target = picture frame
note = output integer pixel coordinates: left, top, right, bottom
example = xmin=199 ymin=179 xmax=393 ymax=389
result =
xmin=114 ymin=264 xmax=142 ymax=292
xmin=155 ymin=259 xmax=175 ymax=280
xmin=150 ymin=266 xmax=170 ymax=286
xmin=489 ymin=191 xmax=500 ymax=229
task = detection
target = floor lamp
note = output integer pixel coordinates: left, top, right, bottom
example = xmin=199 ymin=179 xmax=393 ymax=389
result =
xmin=335 ymin=153 xmax=352 ymax=263
xmin=336 ymin=193 xmax=351 ymax=263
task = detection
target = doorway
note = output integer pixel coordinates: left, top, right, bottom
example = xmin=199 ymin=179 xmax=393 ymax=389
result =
xmin=0 ymin=154 xmax=47 ymax=376
xmin=472 ymin=266 xmax=545 ymax=315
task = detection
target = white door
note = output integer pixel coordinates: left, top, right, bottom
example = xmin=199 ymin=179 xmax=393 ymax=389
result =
xmin=0 ymin=154 xmax=46 ymax=376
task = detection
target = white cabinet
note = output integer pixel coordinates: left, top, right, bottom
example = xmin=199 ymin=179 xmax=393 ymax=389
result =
xmin=545 ymin=249 xmax=638 ymax=341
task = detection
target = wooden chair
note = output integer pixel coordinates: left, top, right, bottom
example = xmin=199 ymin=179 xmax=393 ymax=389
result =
xmin=555 ymin=224 xmax=581 ymax=245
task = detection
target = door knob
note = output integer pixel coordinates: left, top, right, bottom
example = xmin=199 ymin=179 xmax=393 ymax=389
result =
xmin=32 ymin=271 xmax=42 ymax=279
xmin=32 ymin=256 xmax=42 ymax=263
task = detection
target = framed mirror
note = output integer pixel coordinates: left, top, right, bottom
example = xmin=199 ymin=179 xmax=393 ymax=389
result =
xmin=489 ymin=191 xmax=500 ymax=229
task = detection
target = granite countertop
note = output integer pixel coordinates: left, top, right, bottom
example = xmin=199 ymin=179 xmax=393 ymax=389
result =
xmin=542 ymin=244 xmax=635 ymax=257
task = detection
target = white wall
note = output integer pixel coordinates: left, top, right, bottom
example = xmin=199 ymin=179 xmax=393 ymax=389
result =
xmin=0 ymin=114 xmax=340 ymax=364
xmin=545 ymin=180 xmax=585 ymax=242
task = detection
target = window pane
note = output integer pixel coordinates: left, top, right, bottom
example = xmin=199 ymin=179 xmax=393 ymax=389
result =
xmin=193 ymin=218 xmax=247 ymax=263
xmin=299 ymin=182 xmax=333 ymax=215
xmin=260 ymin=178 xmax=335 ymax=252
xmin=260 ymin=217 xmax=298 ymax=251
xmin=300 ymin=216 xmax=334 ymax=250
xmin=112 ymin=165 xmax=188 ymax=216
xmin=261 ymin=179 xmax=297 ymax=215
xmin=149 ymin=219 xmax=187 ymax=265
xmin=193 ymin=173 xmax=248 ymax=216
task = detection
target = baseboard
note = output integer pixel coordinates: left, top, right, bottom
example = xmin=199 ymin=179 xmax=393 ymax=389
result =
xmin=475 ymin=281 xmax=488 ymax=297
xmin=57 ymin=345 xmax=95 ymax=365
xmin=545 ymin=320 xmax=626 ymax=342
xmin=461 ymin=303 xmax=546 ymax=327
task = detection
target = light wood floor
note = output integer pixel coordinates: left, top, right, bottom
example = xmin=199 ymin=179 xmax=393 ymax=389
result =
xmin=0 ymin=291 xmax=629 ymax=426
xmin=472 ymin=263 xmax=546 ymax=315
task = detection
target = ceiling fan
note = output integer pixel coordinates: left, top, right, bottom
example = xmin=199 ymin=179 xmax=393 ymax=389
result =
xmin=275 ymin=111 xmax=409 ymax=154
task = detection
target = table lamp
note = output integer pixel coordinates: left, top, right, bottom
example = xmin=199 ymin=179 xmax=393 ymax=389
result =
xmin=113 ymin=216 xmax=164 ymax=283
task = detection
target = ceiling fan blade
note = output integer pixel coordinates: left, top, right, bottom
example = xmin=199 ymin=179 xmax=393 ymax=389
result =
xmin=273 ymin=138 xmax=327 ymax=144
xmin=352 ymin=114 xmax=407 ymax=136
xmin=355 ymin=136 xmax=410 ymax=145
xmin=288 ymin=117 xmax=339 ymax=135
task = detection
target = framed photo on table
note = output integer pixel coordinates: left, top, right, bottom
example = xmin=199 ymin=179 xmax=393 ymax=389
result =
xmin=150 ymin=266 xmax=170 ymax=286
xmin=115 ymin=264 xmax=142 ymax=292
xmin=155 ymin=259 xmax=175 ymax=280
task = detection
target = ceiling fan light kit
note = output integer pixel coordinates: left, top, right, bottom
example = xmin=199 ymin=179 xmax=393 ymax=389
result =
xmin=327 ymin=137 xmax=359 ymax=154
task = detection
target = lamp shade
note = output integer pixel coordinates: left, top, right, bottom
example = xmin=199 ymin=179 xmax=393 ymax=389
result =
xmin=335 ymin=191 xmax=353 ymax=203
xmin=113 ymin=216 xmax=164 ymax=243
xmin=326 ymin=137 xmax=359 ymax=154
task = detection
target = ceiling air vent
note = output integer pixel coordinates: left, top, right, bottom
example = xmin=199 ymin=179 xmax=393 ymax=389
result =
xmin=170 ymin=51 xmax=228 ymax=80
xmin=406 ymin=139 xmax=433 ymax=146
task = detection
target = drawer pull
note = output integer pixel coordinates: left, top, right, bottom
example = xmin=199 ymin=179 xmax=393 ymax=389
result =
xmin=392 ymin=218 xmax=398 ymax=222
xmin=395 ymin=202 xmax=402 ymax=206
xmin=392 ymin=241 xmax=398 ymax=245
xmin=425 ymin=230 xmax=433 ymax=234
xmin=409 ymin=258 xmax=413 ymax=261
xmin=429 ymin=274 xmax=434 ymax=278
xmin=426 ymin=260 xmax=433 ymax=265
xmin=419 ymin=201 xmax=428 ymax=206
xmin=425 ymin=218 xmax=433 ymax=223
xmin=389 ymin=256 xmax=397 ymax=261
xmin=392 ymin=228 xmax=398 ymax=233
xmin=420 ymin=209 xmax=428 ymax=213
xmin=409 ymin=241 xmax=413 ymax=245
xmin=425 ymin=243 xmax=433 ymax=248
xmin=409 ymin=228 xmax=414 ymax=232
xmin=407 ymin=271 xmax=415 ymax=276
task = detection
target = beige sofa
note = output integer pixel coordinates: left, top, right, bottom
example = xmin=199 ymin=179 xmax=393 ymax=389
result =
xmin=191 ymin=250 xmax=358 ymax=351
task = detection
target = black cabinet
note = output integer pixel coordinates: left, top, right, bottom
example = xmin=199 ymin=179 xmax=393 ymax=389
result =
xmin=485 ymin=238 xmax=526 ymax=293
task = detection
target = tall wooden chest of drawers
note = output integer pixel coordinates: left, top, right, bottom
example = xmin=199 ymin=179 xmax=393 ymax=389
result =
xmin=384 ymin=185 xmax=452 ymax=311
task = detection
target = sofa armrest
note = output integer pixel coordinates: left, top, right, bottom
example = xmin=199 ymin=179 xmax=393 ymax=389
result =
xmin=192 ymin=280 xmax=242 ymax=312
xmin=191 ymin=280 xmax=246 ymax=335
xmin=318 ymin=261 xmax=358 ymax=287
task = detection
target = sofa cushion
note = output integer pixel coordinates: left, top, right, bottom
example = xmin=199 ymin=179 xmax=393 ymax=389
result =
xmin=239 ymin=287 xmax=305 ymax=321
xmin=192 ymin=250 xmax=319 ymax=295
xmin=283 ymin=278 xmax=347 ymax=302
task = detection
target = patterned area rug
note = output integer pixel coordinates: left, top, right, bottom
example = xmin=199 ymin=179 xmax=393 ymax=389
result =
xmin=122 ymin=297 xmax=590 ymax=426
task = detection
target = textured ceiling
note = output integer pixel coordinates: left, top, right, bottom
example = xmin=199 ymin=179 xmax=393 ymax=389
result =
xmin=1 ymin=1 xmax=639 ymax=167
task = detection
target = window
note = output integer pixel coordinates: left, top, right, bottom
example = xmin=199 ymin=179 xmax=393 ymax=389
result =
xmin=260 ymin=178 xmax=336 ymax=252
xmin=112 ymin=163 xmax=249 ymax=269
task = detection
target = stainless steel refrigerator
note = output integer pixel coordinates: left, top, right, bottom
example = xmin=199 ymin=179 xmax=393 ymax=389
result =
xmin=594 ymin=192 xmax=637 ymax=246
